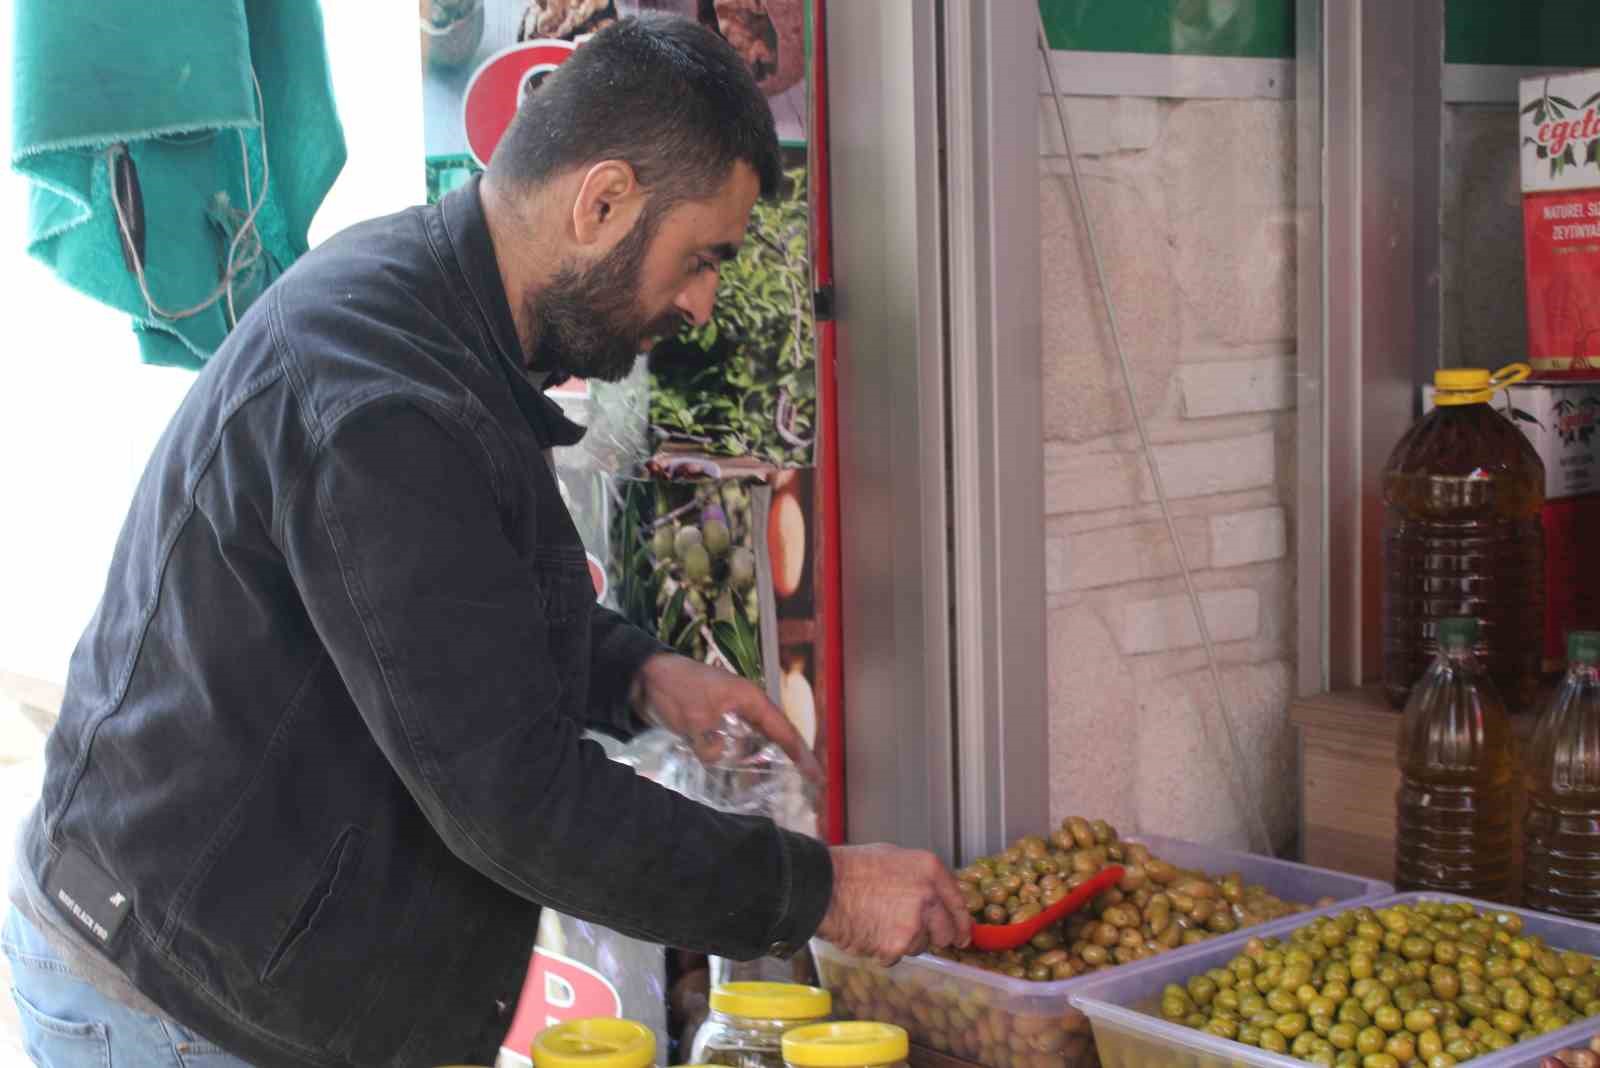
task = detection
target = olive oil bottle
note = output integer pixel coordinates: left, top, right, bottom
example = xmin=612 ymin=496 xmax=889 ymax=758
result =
xmin=1395 ymin=616 xmax=1518 ymax=901
xmin=1525 ymin=631 xmax=1600 ymax=921
xmin=1382 ymin=364 xmax=1544 ymax=712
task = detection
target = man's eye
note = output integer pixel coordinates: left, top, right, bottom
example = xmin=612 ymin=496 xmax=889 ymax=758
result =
xmin=694 ymin=258 xmax=719 ymax=274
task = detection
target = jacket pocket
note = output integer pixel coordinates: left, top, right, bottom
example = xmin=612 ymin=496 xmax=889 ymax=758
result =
xmin=261 ymin=826 xmax=365 ymax=985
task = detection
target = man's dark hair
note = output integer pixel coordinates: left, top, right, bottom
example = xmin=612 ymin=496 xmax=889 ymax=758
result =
xmin=488 ymin=14 xmax=781 ymax=208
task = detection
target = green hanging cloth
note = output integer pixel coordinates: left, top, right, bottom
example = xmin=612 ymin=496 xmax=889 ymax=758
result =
xmin=10 ymin=1 xmax=347 ymax=369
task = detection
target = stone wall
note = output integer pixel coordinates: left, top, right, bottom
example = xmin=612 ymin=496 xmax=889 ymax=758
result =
xmin=1039 ymin=95 xmax=1299 ymax=851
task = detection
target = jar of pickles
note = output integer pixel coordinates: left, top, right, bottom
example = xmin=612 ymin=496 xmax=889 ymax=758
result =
xmin=782 ymin=1023 xmax=908 ymax=1068
xmin=689 ymin=982 xmax=833 ymax=1068
xmin=531 ymin=1019 xmax=656 ymax=1068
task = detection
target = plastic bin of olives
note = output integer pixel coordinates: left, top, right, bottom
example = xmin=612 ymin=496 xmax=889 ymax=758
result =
xmin=1066 ymin=895 xmax=1600 ymax=1068
xmin=1541 ymin=1035 xmax=1600 ymax=1068
xmin=810 ymin=820 xmax=1392 ymax=1068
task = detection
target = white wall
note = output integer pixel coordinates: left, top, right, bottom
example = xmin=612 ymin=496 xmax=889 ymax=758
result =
xmin=0 ymin=5 xmax=425 ymax=688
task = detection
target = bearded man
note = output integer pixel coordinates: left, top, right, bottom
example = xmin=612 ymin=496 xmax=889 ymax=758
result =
xmin=6 ymin=14 xmax=968 ymax=1068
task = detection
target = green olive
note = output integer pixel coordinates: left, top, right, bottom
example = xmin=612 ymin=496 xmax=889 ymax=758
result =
xmin=1328 ymin=1022 xmax=1358 ymax=1050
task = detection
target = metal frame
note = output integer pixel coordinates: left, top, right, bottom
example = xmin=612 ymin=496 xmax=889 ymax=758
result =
xmin=1036 ymin=51 xmax=1292 ymax=100
xmin=941 ymin=0 xmax=1048 ymax=861
xmin=825 ymin=0 xmax=1046 ymax=861
xmin=1296 ymin=0 xmax=1326 ymax=697
xmin=826 ymin=1 xmax=955 ymax=858
xmin=1313 ymin=0 xmax=1445 ymax=693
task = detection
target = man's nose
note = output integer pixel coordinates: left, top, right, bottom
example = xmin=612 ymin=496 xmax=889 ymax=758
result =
xmin=674 ymin=272 xmax=719 ymax=328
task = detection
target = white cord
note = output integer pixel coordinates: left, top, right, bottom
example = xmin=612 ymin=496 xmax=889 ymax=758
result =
xmin=108 ymin=67 xmax=272 ymax=329
xmin=1035 ymin=14 xmax=1276 ymax=858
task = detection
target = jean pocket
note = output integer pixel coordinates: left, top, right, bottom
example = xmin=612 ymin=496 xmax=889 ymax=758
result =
xmin=10 ymin=985 xmax=110 ymax=1068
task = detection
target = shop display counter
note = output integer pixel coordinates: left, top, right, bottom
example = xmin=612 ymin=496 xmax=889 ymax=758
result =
xmin=814 ymin=836 xmax=1391 ymax=1068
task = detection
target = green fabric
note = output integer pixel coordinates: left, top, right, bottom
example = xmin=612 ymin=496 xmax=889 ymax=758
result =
xmin=11 ymin=1 xmax=346 ymax=369
xmin=1038 ymin=0 xmax=1295 ymax=60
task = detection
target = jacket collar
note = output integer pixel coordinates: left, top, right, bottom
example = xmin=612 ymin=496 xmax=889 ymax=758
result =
xmin=435 ymin=177 xmax=586 ymax=449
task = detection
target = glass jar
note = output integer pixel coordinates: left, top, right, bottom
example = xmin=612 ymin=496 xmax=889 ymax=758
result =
xmin=531 ymin=1019 xmax=656 ymax=1068
xmin=688 ymin=982 xmax=833 ymax=1068
xmin=782 ymin=1023 xmax=908 ymax=1068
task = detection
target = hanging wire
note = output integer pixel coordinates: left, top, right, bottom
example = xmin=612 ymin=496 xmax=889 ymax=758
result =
xmin=108 ymin=66 xmax=271 ymax=330
xmin=1034 ymin=12 xmax=1277 ymax=857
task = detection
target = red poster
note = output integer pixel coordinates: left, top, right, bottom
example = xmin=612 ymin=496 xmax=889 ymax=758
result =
xmin=500 ymin=948 xmax=624 ymax=1064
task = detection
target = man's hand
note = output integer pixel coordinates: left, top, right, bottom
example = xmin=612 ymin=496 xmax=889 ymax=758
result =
xmin=816 ymin=844 xmax=973 ymax=967
xmin=634 ymin=652 xmax=823 ymax=783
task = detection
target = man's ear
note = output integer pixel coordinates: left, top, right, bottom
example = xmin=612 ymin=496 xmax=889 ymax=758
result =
xmin=572 ymin=159 xmax=643 ymax=246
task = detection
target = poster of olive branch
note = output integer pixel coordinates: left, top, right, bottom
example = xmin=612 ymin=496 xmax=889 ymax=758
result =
xmin=610 ymin=476 xmax=766 ymax=682
xmin=646 ymin=152 xmax=815 ymax=466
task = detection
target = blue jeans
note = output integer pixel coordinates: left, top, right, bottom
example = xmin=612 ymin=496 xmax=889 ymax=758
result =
xmin=3 ymin=907 xmax=255 ymax=1067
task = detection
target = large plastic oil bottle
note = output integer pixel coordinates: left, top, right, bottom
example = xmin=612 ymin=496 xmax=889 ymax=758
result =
xmin=1383 ymin=363 xmax=1545 ymax=712
xmin=1524 ymin=631 xmax=1600 ymax=921
xmin=1394 ymin=616 xmax=1518 ymax=900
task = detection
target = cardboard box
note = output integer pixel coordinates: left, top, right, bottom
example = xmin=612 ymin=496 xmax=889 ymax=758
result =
xmin=1545 ymin=495 xmax=1600 ymax=671
xmin=1422 ymin=380 xmax=1600 ymax=500
xmin=1521 ymin=70 xmax=1600 ymax=379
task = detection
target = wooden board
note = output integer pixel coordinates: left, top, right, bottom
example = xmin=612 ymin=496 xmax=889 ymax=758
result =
xmin=1292 ymin=686 xmax=1534 ymax=896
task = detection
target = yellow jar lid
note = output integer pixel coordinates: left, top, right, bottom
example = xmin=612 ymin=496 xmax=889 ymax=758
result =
xmin=782 ymin=1023 xmax=908 ymax=1067
xmin=710 ymin=982 xmax=832 ymax=1021
xmin=532 ymin=1019 xmax=656 ymax=1068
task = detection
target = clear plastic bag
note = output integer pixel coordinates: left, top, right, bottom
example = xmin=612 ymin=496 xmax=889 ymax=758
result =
xmin=663 ymin=711 xmax=818 ymax=838
xmin=501 ymin=722 xmax=821 ymax=1067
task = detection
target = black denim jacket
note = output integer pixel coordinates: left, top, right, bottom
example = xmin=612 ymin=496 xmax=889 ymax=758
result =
xmin=19 ymin=178 xmax=833 ymax=1067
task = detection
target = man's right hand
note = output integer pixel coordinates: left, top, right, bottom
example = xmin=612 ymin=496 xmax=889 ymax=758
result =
xmin=815 ymin=844 xmax=973 ymax=967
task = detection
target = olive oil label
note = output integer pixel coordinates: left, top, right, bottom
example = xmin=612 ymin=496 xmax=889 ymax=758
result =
xmin=1522 ymin=71 xmax=1600 ymax=378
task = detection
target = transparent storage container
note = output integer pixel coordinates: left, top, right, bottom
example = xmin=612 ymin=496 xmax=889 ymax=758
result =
xmin=1067 ymin=892 xmax=1600 ymax=1068
xmin=811 ymin=835 xmax=1392 ymax=1068
xmin=688 ymin=982 xmax=833 ymax=1068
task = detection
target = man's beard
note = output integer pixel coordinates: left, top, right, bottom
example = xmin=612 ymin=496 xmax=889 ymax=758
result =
xmin=525 ymin=209 xmax=683 ymax=383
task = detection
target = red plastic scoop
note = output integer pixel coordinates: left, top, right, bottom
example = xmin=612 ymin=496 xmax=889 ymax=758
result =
xmin=968 ymin=865 xmax=1126 ymax=952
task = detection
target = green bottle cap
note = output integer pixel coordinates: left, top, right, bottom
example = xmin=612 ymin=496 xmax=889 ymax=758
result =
xmin=1569 ymin=631 xmax=1600 ymax=665
xmin=1438 ymin=617 xmax=1479 ymax=647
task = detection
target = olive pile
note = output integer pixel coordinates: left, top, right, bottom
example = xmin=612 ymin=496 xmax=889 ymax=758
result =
xmin=939 ymin=818 xmax=1329 ymax=982
xmin=1162 ymin=900 xmax=1600 ymax=1066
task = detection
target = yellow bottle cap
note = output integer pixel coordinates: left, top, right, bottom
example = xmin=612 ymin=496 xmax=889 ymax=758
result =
xmin=710 ymin=982 xmax=832 ymax=1021
xmin=782 ymin=1023 xmax=909 ymax=1067
xmin=1433 ymin=362 xmax=1531 ymax=405
xmin=532 ymin=1020 xmax=656 ymax=1068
